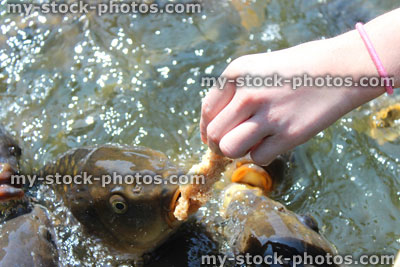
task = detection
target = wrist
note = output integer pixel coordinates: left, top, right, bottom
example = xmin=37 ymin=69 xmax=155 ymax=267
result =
xmin=286 ymin=35 xmax=383 ymax=114
xmin=326 ymin=29 xmax=386 ymax=109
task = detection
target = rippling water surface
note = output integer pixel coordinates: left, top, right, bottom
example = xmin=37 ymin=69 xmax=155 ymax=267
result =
xmin=0 ymin=0 xmax=399 ymax=266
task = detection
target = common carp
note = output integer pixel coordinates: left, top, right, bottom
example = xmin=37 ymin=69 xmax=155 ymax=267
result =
xmin=0 ymin=125 xmax=338 ymax=266
xmin=219 ymin=183 xmax=338 ymax=266
xmin=0 ymin=124 xmax=23 ymax=201
xmin=0 ymin=205 xmax=58 ymax=267
xmin=38 ymin=144 xmax=184 ymax=259
xmin=369 ymin=103 xmax=400 ymax=145
xmin=0 ymin=125 xmax=58 ymax=266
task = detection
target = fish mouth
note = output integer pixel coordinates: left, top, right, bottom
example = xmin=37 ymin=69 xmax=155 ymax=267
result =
xmin=0 ymin=163 xmax=17 ymax=185
xmin=0 ymin=162 xmax=24 ymax=201
xmin=166 ymin=188 xmax=181 ymax=227
xmin=231 ymin=163 xmax=273 ymax=193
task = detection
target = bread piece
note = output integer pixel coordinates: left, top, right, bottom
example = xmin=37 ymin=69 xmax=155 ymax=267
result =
xmin=173 ymin=149 xmax=232 ymax=221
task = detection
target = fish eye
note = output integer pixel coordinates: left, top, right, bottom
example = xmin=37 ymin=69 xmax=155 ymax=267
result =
xmin=109 ymin=195 xmax=128 ymax=214
xmin=9 ymin=145 xmax=21 ymax=157
xmin=298 ymin=214 xmax=319 ymax=233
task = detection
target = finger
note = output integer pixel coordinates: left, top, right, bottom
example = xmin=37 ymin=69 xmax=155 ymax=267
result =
xmin=0 ymin=184 xmax=24 ymax=201
xmin=219 ymin=114 xmax=272 ymax=158
xmin=200 ymin=81 xmax=236 ymax=143
xmin=199 ymin=119 xmax=208 ymax=144
xmin=206 ymin=91 xmax=259 ymax=145
xmin=250 ymin=135 xmax=292 ymax=166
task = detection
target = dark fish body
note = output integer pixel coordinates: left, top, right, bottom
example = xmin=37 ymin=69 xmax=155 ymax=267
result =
xmin=219 ymin=183 xmax=338 ymax=266
xmin=0 ymin=126 xmax=57 ymax=267
xmin=0 ymin=205 xmax=58 ymax=267
xmin=39 ymin=144 xmax=183 ymax=256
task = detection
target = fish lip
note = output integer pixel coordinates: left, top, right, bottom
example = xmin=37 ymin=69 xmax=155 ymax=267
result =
xmin=0 ymin=162 xmax=17 ymax=173
xmin=0 ymin=184 xmax=24 ymax=200
xmin=231 ymin=163 xmax=273 ymax=193
xmin=0 ymin=163 xmax=24 ymax=200
xmin=0 ymin=162 xmax=19 ymax=185
xmin=166 ymin=188 xmax=181 ymax=227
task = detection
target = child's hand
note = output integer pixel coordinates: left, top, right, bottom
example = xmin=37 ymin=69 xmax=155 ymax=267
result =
xmin=200 ymin=32 xmax=388 ymax=165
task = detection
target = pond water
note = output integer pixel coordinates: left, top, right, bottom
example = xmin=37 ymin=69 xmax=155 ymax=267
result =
xmin=0 ymin=0 xmax=399 ymax=266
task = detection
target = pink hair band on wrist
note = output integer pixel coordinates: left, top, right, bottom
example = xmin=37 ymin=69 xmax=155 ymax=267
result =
xmin=355 ymin=22 xmax=394 ymax=95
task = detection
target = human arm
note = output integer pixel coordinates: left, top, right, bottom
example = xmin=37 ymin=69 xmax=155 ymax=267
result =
xmin=200 ymin=8 xmax=400 ymax=165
